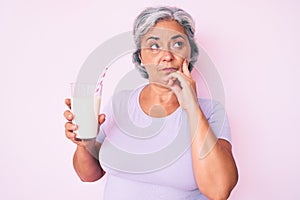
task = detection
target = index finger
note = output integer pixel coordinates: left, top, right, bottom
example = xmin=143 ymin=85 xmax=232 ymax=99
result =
xmin=182 ymin=60 xmax=191 ymax=78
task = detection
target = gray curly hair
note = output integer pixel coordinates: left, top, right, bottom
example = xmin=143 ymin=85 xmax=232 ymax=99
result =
xmin=132 ymin=6 xmax=199 ymax=79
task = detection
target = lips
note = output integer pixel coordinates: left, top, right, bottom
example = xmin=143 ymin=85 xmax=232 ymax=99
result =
xmin=161 ymin=67 xmax=178 ymax=73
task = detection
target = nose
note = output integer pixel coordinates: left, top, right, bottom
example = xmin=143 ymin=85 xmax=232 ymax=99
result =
xmin=161 ymin=50 xmax=174 ymax=62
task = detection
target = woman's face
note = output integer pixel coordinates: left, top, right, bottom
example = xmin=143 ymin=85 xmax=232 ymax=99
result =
xmin=139 ymin=20 xmax=191 ymax=85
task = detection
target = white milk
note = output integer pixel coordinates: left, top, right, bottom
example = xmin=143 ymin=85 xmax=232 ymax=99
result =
xmin=72 ymin=96 xmax=101 ymax=139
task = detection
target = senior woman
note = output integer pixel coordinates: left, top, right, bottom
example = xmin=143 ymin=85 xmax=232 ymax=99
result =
xmin=64 ymin=6 xmax=238 ymax=200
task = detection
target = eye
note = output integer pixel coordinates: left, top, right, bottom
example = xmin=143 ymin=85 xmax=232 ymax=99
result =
xmin=173 ymin=41 xmax=183 ymax=48
xmin=150 ymin=43 xmax=160 ymax=50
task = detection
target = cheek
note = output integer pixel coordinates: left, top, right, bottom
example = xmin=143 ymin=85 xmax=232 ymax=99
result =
xmin=186 ymin=49 xmax=191 ymax=61
xmin=172 ymin=47 xmax=191 ymax=60
xmin=181 ymin=43 xmax=191 ymax=60
xmin=140 ymin=50 xmax=160 ymax=64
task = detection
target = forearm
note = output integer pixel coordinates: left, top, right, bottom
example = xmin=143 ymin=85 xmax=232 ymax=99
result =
xmin=73 ymin=143 xmax=105 ymax=182
xmin=188 ymin=106 xmax=238 ymax=199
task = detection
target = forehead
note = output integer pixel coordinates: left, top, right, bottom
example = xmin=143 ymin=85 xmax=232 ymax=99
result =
xmin=144 ymin=20 xmax=187 ymax=39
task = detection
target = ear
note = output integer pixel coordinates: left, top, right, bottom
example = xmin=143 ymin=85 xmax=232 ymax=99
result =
xmin=138 ymin=52 xmax=143 ymax=62
xmin=138 ymin=52 xmax=144 ymax=66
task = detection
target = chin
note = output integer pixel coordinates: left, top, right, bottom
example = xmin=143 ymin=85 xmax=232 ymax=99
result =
xmin=149 ymin=79 xmax=168 ymax=87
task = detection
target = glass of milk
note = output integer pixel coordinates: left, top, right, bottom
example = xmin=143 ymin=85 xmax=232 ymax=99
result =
xmin=70 ymin=83 xmax=101 ymax=140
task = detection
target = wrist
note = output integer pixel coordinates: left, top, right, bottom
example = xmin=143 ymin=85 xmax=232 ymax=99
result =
xmin=76 ymin=140 xmax=95 ymax=153
xmin=78 ymin=139 xmax=99 ymax=159
xmin=186 ymin=102 xmax=201 ymax=115
xmin=76 ymin=143 xmax=99 ymax=160
xmin=186 ymin=104 xmax=207 ymax=122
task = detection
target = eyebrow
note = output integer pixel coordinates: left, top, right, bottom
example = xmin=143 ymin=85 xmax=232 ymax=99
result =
xmin=146 ymin=34 xmax=185 ymax=41
xmin=171 ymin=34 xmax=185 ymax=40
xmin=146 ymin=36 xmax=160 ymax=41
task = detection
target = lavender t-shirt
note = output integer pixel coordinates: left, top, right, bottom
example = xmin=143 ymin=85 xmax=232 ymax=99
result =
xmin=96 ymin=85 xmax=231 ymax=200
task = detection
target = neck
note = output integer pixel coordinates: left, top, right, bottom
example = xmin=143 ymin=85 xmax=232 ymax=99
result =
xmin=140 ymin=83 xmax=180 ymax=117
xmin=146 ymin=83 xmax=178 ymax=104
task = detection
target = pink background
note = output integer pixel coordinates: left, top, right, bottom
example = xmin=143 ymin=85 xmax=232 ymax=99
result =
xmin=1 ymin=0 xmax=299 ymax=199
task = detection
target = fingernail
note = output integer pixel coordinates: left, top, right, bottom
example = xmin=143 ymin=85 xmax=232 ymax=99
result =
xmin=69 ymin=114 xmax=72 ymax=119
xmin=72 ymin=125 xmax=77 ymax=129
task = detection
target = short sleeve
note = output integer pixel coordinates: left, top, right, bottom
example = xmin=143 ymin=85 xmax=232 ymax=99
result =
xmin=96 ymin=129 xmax=106 ymax=144
xmin=198 ymin=99 xmax=232 ymax=144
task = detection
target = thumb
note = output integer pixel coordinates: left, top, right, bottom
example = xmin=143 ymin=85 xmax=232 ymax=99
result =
xmin=98 ymin=114 xmax=106 ymax=125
